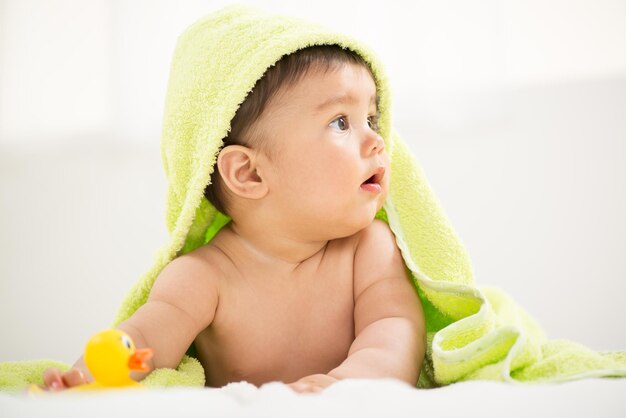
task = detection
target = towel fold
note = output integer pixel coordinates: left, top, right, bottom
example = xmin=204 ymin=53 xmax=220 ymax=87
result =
xmin=2 ymin=3 xmax=625 ymax=393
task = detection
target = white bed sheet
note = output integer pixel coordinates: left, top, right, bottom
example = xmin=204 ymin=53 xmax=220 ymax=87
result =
xmin=2 ymin=378 xmax=625 ymax=418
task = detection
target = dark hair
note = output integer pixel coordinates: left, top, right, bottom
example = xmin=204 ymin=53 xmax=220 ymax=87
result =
xmin=203 ymin=44 xmax=374 ymax=217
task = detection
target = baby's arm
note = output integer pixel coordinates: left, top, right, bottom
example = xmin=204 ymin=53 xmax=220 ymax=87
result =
xmin=328 ymin=219 xmax=425 ymax=384
xmin=289 ymin=220 xmax=425 ymax=393
xmin=42 ymin=254 xmax=220 ymax=390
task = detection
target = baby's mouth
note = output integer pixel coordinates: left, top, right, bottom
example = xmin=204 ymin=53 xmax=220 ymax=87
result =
xmin=360 ymin=166 xmax=385 ymax=194
xmin=361 ymin=166 xmax=385 ymax=186
xmin=363 ymin=175 xmax=376 ymax=185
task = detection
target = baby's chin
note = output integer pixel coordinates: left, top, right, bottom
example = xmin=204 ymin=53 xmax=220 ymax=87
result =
xmin=264 ymin=200 xmax=381 ymax=239
xmin=313 ymin=214 xmax=378 ymax=240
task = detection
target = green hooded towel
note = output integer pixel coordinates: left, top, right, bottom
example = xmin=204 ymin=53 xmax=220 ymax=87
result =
xmin=2 ymin=3 xmax=625 ymax=393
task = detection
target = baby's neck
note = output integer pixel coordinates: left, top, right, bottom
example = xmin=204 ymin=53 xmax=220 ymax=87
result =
xmin=221 ymin=221 xmax=329 ymax=273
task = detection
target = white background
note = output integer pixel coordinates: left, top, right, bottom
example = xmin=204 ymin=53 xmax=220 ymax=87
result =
xmin=1 ymin=0 xmax=625 ymax=364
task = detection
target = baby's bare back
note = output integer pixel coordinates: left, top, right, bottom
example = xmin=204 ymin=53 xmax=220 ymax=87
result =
xmin=193 ymin=228 xmax=359 ymax=388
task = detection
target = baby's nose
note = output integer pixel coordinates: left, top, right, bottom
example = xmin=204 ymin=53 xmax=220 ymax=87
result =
xmin=374 ymin=135 xmax=385 ymax=152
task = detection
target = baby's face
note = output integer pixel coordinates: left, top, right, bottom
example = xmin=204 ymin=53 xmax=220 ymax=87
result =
xmin=255 ymin=62 xmax=390 ymax=237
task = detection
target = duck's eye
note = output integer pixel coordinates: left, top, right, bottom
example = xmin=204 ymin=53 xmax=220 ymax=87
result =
xmin=121 ymin=335 xmax=132 ymax=350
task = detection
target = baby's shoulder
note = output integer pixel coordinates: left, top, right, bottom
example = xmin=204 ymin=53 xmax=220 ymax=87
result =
xmin=174 ymin=242 xmax=228 ymax=279
xmin=353 ymin=218 xmax=392 ymax=248
xmin=153 ymin=242 xmax=228 ymax=301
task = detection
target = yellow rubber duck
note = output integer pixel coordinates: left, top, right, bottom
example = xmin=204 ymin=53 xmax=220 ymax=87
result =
xmin=73 ymin=329 xmax=154 ymax=390
xmin=28 ymin=329 xmax=153 ymax=394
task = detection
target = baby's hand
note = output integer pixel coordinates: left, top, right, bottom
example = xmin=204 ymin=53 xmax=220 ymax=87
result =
xmin=39 ymin=367 xmax=91 ymax=391
xmin=286 ymin=374 xmax=339 ymax=394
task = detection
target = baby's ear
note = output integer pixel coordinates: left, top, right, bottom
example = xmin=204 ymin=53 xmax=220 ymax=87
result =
xmin=217 ymin=145 xmax=268 ymax=199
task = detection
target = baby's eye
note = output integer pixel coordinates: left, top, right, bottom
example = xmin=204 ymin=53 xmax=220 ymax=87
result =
xmin=329 ymin=116 xmax=349 ymax=131
xmin=367 ymin=115 xmax=379 ymax=131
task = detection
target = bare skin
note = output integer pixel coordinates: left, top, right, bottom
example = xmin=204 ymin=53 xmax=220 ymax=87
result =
xmin=193 ymin=223 xmax=357 ymax=388
xmin=40 ymin=62 xmax=425 ymax=394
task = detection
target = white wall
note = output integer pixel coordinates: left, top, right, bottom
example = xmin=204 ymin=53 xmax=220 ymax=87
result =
xmin=1 ymin=0 xmax=625 ymax=365
xmin=2 ymin=0 xmax=625 ymax=145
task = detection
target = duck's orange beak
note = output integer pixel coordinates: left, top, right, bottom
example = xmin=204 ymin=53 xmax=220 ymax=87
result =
xmin=128 ymin=348 xmax=154 ymax=372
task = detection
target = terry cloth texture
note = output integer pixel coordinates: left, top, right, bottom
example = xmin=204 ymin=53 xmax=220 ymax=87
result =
xmin=2 ymin=3 xmax=625 ymax=393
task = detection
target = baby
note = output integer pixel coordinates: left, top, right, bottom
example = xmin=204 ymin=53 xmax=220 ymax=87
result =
xmin=41 ymin=45 xmax=426 ymax=394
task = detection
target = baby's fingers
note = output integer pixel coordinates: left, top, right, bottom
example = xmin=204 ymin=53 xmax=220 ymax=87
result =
xmin=287 ymin=381 xmax=322 ymax=394
xmin=61 ymin=368 xmax=88 ymax=387
xmin=42 ymin=368 xmax=66 ymax=390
